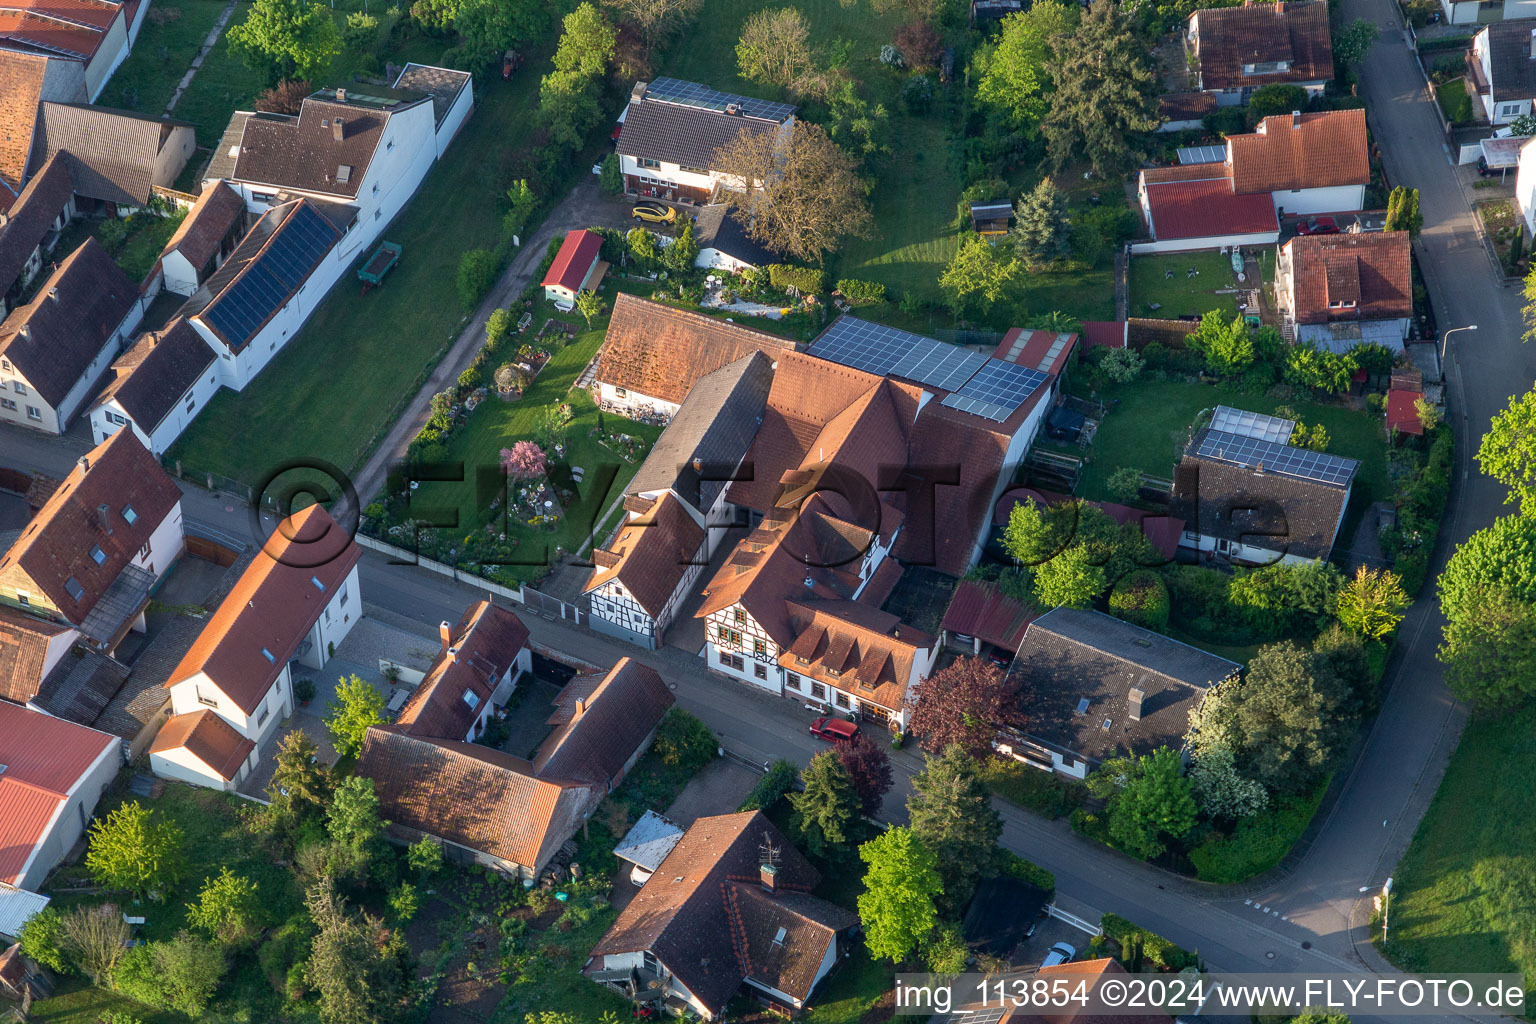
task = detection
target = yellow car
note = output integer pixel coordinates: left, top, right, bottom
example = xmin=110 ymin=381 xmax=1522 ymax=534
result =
xmin=632 ymin=202 xmax=677 ymax=224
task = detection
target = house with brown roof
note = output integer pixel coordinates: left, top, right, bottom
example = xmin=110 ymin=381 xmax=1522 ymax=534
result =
xmin=1277 ymin=231 xmax=1412 ymax=350
xmin=88 ymin=317 xmax=219 ymax=457
xmin=0 ymin=428 xmax=183 ymax=653
xmin=593 ymin=293 xmax=797 ymax=420
xmin=587 ymin=351 xmax=772 ymax=649
xmin=587 ymin=810 xmax=858 ymax=1020
xmin=1001 ymin=958 xmax=1176 ymax=1024
xmin=152 ymin=181 xmax=247 ymax=297
xmin=0 ymin=236 xmax=144 ymax=434
xmin=156 ymin=503 xmax=361 ymax=788
xmin=615 ymin=78 xmax=796 ymax=206
xmin=541 ymin=228 xmax=605 ymax=308
xmin=148 ymin=708 xmax=257 ymax=791
xmin=0 ymin=602 xmax=77 ymax=706
xmin=0 ymin=0 xmax=146 ymax=105
xmin=0 ymin=50 xmax=86 ymax=209
xmin=1135 ymin=109 xmax=1368 ymax=251
xmin=0 ymin=152 xmax=76 ymax=315
xmin=396 ymin=599 xmax=531 ymax=742
xmin=1185 ymin=1 xmax=1334 ymax=106
xmin=357 ymin=657 xmax=674 ymax=881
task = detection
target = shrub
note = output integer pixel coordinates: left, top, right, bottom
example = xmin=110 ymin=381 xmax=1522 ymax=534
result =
xmin=739 ymin=759 xmax=799 ymax=812
xmin=1101 ymin=346 xmax=1145 ymax=383
xmin=1106 ymin=466 xmax=1143 ymax=503
xmin=836 ymin=278 xmax=886 ymax=305
xmin=1099 ymin=913 xmax=1199 ymax=970
xmin=1188 ymin=782 xmax=1328 ymax=883
xmin=257 ymin=916 xmax=315 ymax=993
xmin=767 ymin=263 xmax=825 ymax=294
xmin=1108 ymin=571 xmax=1170 ymax=631
xmin=457 ymin=365 xmax=481 ymax=391
xmin=977 ymin=756 xmax=1085 ymax=820
xmin=342 ymin=11 xmax=378 ymax=48
xmin=19 ymin=906 xmax=68 ymax=973
xmin=652 ymin=708 xmax=716 ymax=771
xmin=903 ymin=73 xmax=934 ymax=113
xmin=255 ymin=78 xmax=312 ymax=114
xmin=1000 ymin=851 xmax=1056 ymax=894
xmin=598 ymin=153 xmax=622 ymax=194
xmin=457 ymin=249 xmax=499 ymax=310
xmin=1202 ymin=106 xmax=1246 ymax=137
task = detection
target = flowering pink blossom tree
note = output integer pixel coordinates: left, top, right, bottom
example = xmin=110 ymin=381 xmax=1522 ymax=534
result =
xmin=500 ymin=441 xmax=546 ymax=480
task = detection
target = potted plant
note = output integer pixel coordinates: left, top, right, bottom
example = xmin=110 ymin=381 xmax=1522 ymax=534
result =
xmin=294 ymin=678 xmax=316 ymax=707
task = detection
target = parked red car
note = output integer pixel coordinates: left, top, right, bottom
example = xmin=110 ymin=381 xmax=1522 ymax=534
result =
xmin=1297 ymin=216 xmax=1341 ymax=236
xmin=809 ymin=717 xmax=859 ymax=742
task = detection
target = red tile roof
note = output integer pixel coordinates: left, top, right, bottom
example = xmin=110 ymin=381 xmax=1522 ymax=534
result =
xmin=1283 ymin=231 xmax=1411 ymax=324
xmin=1228 ymin=108 xmax=1369 ymax=193
xmin=1143 ymin=176 xmax=1278 ymax=240
xmin=0 ymin=603 xmax=71 ymax=703
xmin=0 ymin=428 xmax=180 ymax=627
xmin=0 ymin=5 xmax=120 ymax=60
xmin=1387 ymin=388 xmax=1424 ymax=436
xmin=1004 ymin=958 xmax=1173 ymax=1024
xmin=583 ymin=492 xmax=707 ymax=619
xmin=533 ymin=658 xmax=674 ymax=784
xmin=1190 ymin=1 xmax=1333 ymax=91
xmin=778 ymin=598 xmax=934 ymax=711
xmin=396 ymin=599 xmax=530 ymax=740
xmin=0 ymin=50 xmax=45 ymax=194
xmin=0 ymin=700 xmax=116 ymax=885
xmin=992 ymin=327 xmax=1079 ymax=375
xmin=941 ymin=579 xmax=1036 ymax=651
xmin=165 ymin=504 xmax=361 ymax=714
xmin=149 ymin=709 xmax=254 ymax=780
xmin=541 ymin=229 xmax=603 ymax=293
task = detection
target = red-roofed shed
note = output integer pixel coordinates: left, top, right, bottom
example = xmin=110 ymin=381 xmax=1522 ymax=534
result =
xmin=1387 ymin=388 xmax=1424 ymax=438
xmin=942 ymin=580 xmax=1036 ymax=657
xmin=1141 ymin=177 xmax=1279 ymax=244
xmin=541 ymin=229 xmax=606 ymax=306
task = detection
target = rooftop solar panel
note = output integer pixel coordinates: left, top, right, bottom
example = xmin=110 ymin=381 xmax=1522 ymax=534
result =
xmin=204 ymin=203 xmax=339 ymax=349
xmin=1193 ymin=428 xmax=1359 ymax=487
xmin=646 ymin=77 xmax=795 ymax=122
xmin=939 ymin=392 xmax=1013 ymax=422
xmin=811 ymin=316 xmax=921 ymax=375
xmin=1178 ymin=145 xmax=1227 ymax=165
xmin=1209 ymin=405 xmax=1296 ymax=444
xmin=952 ymin=359 xmax=1047 ymax=412
xmin=890 ymin=338 xmax=988 ymax=392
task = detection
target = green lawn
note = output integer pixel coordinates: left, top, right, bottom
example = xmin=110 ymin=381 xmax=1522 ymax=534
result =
xmin=802 ymin=947 xmax=895 ymax=1024
xmin=1128 ymin=250 xmax=1274 ymax=320
xmin=1384 ymin=706 xmax=1536 ymax=1004
xmin=97 ymin=0 xmax=233 ymax=121
xmin=1436 ymin=78 xmax=1473 ymax=125
xmin=393 ymin=319 xmax=663 ymax=585
xmin=167 ymin=47 xmax=555 ymax=489
xmin=1075 ymin=379 xmax=1391 ymax=513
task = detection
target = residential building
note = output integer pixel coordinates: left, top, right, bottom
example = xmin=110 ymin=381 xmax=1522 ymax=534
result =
xmin=89 ymin=317 xmax=220 ymax=457
xmin=1185 ymin=1 xmax=1334 ymax=106
xmin=151 ymin=181 xmax=248 ymax=296
xmin=692 ymin=203 xmax=779 ymax=271
xmin=0 ymin=428 xmax=184 ymax=653
xmin=615 ymin=78 xmax=796 ymax=205
xmin=1002 ymin=958 xmax=1176 ymax=1024
xmin=156 ymin=503 xmax=361 ymax=788
xmin=1170 ymin=405 xmax=1361 ymax=564
xmin=1136 ymin=109 xmax=1369 ymax=251
xmin=29 ymin=102 xmax=195 ymax=212
xmin=999 ymin=607 xmax=1241 ymax=778
xmin=0 ymin=700 xmax=121 ymax=890
xmin=148 ymin=709 xmax=256 ymax=792
xmin=177 ymin=198 xmax=343 ymax=390
xmin=0 ymin=51 xmax=85 ymax=209
xmin=586 ymin=351 xmax=772 ymax=648
xmin=1276 ymin=231 xmax=1413 ymax=350
xmin=391 ymin=63 xmax=474 ymax=157
xmin=0 ymin=153 xmax=76 ymax=314
xmin=357 ymin=658 xmax=674 ymax=880
xmin=587 ymin=810 xmax=859 ymax=1020
xmin=0 ymin=237 xmax=144 ymax=433
xmin=0 ymin=0 xmax=146 ymax=103
xmin=0 ymin=602 xmax=77 ymax=706
xmin=592 ymin=293 xmax=797 ymax=420
xmin=396 ymin=599 xmax=532 ymax=742
xmin=541 ymin=228 xmax=605 ymax=308
xmin=1439 ymin=0 xmax=1536 ymax=29
xmin=1156 ymin=91 xmax=1218 ymax=132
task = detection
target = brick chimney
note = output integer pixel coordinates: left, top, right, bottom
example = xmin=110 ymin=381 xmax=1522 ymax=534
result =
xmin=1292 ymin=109 xmax=1301 ymax=130
xmin=573 ymin=696 xmax=587 ymax=719
xmin=1128 ymin=686 xmax=1146 ymax=722
xmin=96 ymin=503 xmax=111 ymax=532
xmin=440 ymin=620 xmax=452 ymax=650
xmin=78 ymin=456 xmax=90 ymax=474
xmin=447 ymin=645 xmax=458 ymax=663
xmin=332 ymin=117 xmax=345 ymax=142
xmin=760 ymin=862 xmax=777 ymax=893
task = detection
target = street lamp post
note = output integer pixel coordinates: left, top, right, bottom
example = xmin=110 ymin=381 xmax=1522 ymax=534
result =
xmin=1440 ymin=324 xmax=1478 ymax=367
xmin=1382 ymin=876 xmax=1393 ymax=944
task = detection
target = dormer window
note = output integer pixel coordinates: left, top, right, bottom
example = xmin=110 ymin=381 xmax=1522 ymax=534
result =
xmin=1328 ymin=299 xmax=1357 ymax=309
xmin=1241 ymin=60 xmax=1290 ymax=75
xmin=90 ymin=545 xmax=106 ymax=565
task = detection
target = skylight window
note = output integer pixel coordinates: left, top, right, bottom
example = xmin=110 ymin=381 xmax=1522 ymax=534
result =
xmin=1075 ymin=697 xmax=1090 ymax=715
xmin=337 ymin=164 xmax=353 ymax=183
xmin=770 ymin=927 xmax=787 ymax=949
xmin=261 ymin=648 xmax=275 ymax=663
xmin=122 ymin=505 xmax=138 ymax=525
xmin=311 ymin=576 xmax=326 ymax=591
xmin=90 ymin=545 xmax=106 ymax=565
xmin=64 ymin=577 xmax=85 ymax=601
xmin=463 ymin=690 xmax=480 ymax=709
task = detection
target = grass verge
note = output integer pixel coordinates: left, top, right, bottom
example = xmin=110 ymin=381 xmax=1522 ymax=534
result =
xmin=1188 ymin=778 xmax=1329 ymax=883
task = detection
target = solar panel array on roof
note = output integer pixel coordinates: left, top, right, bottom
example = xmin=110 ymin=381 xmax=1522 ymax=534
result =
xmin=811 ymin=316 xmax=926 ymax=375
xmin=1178 ymin=145 xmax=1227 ymax=165
xmin=891 ymin=338 xmax=989 ymax=391
xmin=646 ymin=78 xmax=795 ymax=123
xmin=940 ymin=360 xmax=1047 ymax=423
xmin=1194 ymin=428 xmax=1359 ymax=487
xmin=203 ymin=204 xmax=338 ymax=348
xmin=1209 ymin=405 xmax=1296 ymax=444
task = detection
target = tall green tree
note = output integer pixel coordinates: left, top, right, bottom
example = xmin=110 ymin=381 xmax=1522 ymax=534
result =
xmin=971 ymin=1 xmax=1078 ymax=132
xmin=789 ymin=752 xmax=863 ymax=857
xmin=940 ymin=235 xmax=1023 ymax=318
xmin=328 ymin=776 xmax=386 ymax=854
xmin=1438 ymin=512 xmax=1536 ymax=708
xmin=549 ymin=2 xmax=616 ymax=80
xmin=1335 ymin=566 xmax=1409 ymax=640
xmin=85 ymin=800 xmax=184 ymax=897
xmin=326 ymin=675 xmax=388 ymax=759
xmin=1041 ymin=0 xmax=1160 ymax=177
xmin=1187 ymin=745 xmax=1268 ymax=821
xmin=187 ymin=867 xmax=262 ymax=945
xmin=1015 ymin=178 xmax=1072 ymax=267
xmin=1188 ymin=310 xmax=1254 ymax=376
xmin=1478 ymin=386 xmax=1536 ymax=515
xmin=1033 ymin=545 xmax=1106 ymax=609
xmin=1383 ymin=186 xmax=1423 ymax=237
xmin=856 ymin=826 xmax=943 ymax=963
xmin=736 ymin=7 xmax=815 ymax=91
xmin=1246 ymin=84 xmax=1309 ymax=123
xmin=305 ymin=881 xmax=413 ymax=1024
xmin=227 ymin=0 xmax=340 ymax=83
xmin=1002 ymin=496 xmax=1074 ymax=566
xmin=1333 ymin=18 xmax=1379 ymax=70
xmin=908 ymin=746 xmax=1002 ymax=912
xmin=1088 ymin=747 xmax=1198 ymax=859
xmin=268 ymin=729 xmax=333 ymax=828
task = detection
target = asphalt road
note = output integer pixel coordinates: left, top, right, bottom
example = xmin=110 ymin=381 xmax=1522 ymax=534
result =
xmin=1 ymin=20 xmax=1526 ymax=1014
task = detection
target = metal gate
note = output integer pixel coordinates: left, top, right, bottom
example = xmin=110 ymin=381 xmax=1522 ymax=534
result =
xmin=519 ymin=587 xmax=583 ymax=625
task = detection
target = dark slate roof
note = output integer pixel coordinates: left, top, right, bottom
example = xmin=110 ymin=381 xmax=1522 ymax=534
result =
xmin=204 ymin=112 xmax=251 ymax=183
xmin=391 ymin=63 xmax=472 ymax=128
xmin=0 ymin=151 xmax=72 ymax=295
xmin=94 ymin=317 xmax=217 ymax=432
xmin=31 ymin=647 xmax=128 ymax=726
xmin=616 ymin=89 xmax=787 ymax=172
xmin=232 ymin=91 xmax=428 ymax=198
xmin=31 ymin=102 xmax=192 ymax=206
xmin=1481 ymin=21 xmax=1536 ymax=102
xmin=1011 ymin=607 xmax=1241 ymax=766
xmin=179 ymin=198 xmax=340 ymax=351
xmin=0 ymin=237 xmax=137 ymax=408
xmin=694 ymin=203 xmax=778 ymax=269
xmin=625 ymin=350 xmax=774 ymax=514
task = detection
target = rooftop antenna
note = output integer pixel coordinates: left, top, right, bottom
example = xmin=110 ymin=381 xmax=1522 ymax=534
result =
xmin=759 ymin=832 xmax=782 ymax=867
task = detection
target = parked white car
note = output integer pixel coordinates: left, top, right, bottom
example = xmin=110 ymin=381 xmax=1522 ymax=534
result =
xmin=630 ymin=863 xmax=654 ymax=887
xmin=1041 ymin=942 xmax=1076 ymax=967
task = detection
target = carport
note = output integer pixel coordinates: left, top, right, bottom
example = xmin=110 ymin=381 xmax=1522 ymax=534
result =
xmin=961 ymin=876 xmax=1050 ymax=959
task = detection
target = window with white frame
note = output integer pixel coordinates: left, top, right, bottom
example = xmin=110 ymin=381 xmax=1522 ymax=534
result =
xmin=26 ymin=406 xmax=41 ymax=421
xmin=13 ymin=382 xmax=26 ymax=395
